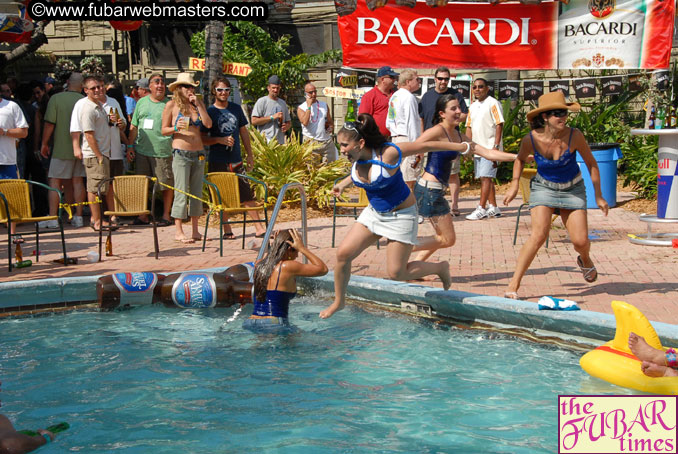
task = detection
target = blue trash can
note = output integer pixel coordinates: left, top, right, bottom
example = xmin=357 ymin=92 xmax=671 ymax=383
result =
xmin=576 ymin=144 xmax=623 ymax=209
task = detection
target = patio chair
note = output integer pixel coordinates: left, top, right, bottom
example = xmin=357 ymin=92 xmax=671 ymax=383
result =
xmin=0 ymin=179 xmax=67 ymax=272
xmin=202 ymin=172 xmax=269 ymax=254
xmin=512 ymin=168 xmax=558 ymax=248
xmin=97 ymin=175 xmax=159 ymax=261
xmin=331 ymin=175 xmax=379 ymax=249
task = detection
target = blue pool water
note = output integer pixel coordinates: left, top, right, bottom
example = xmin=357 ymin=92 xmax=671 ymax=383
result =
xmin=0 ymin=299 xmax=627 ymax=453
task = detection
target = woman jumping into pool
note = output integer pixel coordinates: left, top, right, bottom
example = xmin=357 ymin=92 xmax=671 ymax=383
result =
xmin=244 ymin=229 xmax=328 ymax=331
xmin=503 ymin=92 xmax=608 ymax=300
xmin=412 ymin=94 xmax=518 ymax=261
xmin=320 ymin=113 xmax=483 ymax=319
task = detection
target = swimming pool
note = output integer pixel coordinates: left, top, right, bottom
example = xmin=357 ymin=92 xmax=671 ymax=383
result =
xmin=0 ymin=299 xmax=630 ymax=453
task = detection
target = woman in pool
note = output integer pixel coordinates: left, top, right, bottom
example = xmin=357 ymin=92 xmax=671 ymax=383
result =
xmin=320 ymin=113 xmax=484 ymax=319
xmin=244 ymin=229 xmax=328 ymax=331
xmin=161 ymin=73 xmax=212 ymax=244
xmin=628 ymin=332 xmax=678 ymax=378
xmin=502 ymin=92 xmax=608 ymax=300
xmin=412 ymin=94 xmax=518 ymax=261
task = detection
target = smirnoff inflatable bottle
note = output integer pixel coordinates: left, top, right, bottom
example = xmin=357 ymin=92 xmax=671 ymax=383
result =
xmin=558 ymin=0 xmax=646 ymax=69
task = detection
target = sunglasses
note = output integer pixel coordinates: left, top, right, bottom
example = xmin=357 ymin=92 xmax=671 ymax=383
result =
xmin=215 ymin=87 xmax=231 ymax=93
xmin=150 ymin=78 xmax=164 ymax=84
xmin=343 ymin=121 xmax=363 ymax=137
xmin=472 ymin=85 xmax=486 ymax=90
xmin=436 ymin=77 xmax=450 ymax=82
xmin=546 ymin=109 xmax=568 ymax=118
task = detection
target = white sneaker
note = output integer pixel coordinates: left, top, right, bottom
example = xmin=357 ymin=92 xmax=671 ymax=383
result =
xmin=38 ymin=219 xmax=59 ymax=230
xmin=486 ymin=204 xmax=502 ymax=218
xmin=465 ymin=206 xmax=488 ymax=220
xmin=71 ymin=215 xmax=84 ymax=228
xmin=418 ymin=215 xmax=424 ymax=224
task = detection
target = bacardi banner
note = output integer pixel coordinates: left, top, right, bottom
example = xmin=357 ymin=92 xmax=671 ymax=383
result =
xmin=338 ymin=0 xmax=674 ymax=69
xmin=339 ymin=1 xmax=558 ymax=69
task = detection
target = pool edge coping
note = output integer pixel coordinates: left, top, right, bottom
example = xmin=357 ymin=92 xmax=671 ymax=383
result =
xmin=1 ymin=269 xmax=677 ymax=346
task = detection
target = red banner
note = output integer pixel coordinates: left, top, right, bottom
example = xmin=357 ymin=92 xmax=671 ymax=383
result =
xmin=338 ymin=1 xmax=558 ymax=69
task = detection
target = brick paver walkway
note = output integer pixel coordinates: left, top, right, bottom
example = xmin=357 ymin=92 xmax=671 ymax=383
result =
xmin=2 ymin=191 xmax=678 ymax=326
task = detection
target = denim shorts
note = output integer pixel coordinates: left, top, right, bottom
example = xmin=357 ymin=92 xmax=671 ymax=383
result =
xmin=243 ymin=316 xmax=296 ymax=334
xmin=414 ymin=180 xmax=450 ymax=218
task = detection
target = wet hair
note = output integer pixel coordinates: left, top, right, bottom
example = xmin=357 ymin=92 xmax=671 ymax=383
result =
xmin=337 ymin=113 xmax=386 ymax=149
xmin=253 ymin=230 xmax=294 ymax=303
xmin=433 ymin=94 xmax=458 ymax=125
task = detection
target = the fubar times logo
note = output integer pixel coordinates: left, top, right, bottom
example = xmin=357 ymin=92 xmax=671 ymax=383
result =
xmin=559 ymin=395 xmax=677 ymax=453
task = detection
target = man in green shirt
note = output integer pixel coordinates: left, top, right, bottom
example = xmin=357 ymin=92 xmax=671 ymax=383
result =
xmin=128 ymin=73 xmax=173 ymax=226
xmin=40 ymin=72 xmax=85 ymax=229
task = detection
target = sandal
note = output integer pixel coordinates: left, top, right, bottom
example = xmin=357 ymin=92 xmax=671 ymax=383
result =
xmin=12 ymin=234 xmax=24 ymax=244
xmin=156 ymin=218 xmax=172 ymax=227
xmin=576 ymin=256 xmax=598 ymax=283
xmin=255 ymin=232 xmax=266 ymax=238
xmin=223 ymin=232 xmax=236 ymax=240
xmin=451 ymin=209 xmax=461 ymax=217
xmin=504 ymin=291 xmax=519 ymax=300
xmin=174 ymin=237 xmax=195 ymax=244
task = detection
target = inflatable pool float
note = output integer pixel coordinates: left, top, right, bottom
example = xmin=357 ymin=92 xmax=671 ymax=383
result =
xmin=580 ymin=301 xmax=678 ymax=395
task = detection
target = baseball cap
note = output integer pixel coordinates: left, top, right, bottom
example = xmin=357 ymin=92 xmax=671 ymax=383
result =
xmin=268 ymin=75 xmax=282 ymax=85
xmin=376 ymin=66 xmax=398 ymax=78
xmin=135 ymin=78 xmax=150 ymax=89
xmin=44 ymin=76 xmax=56 ymax=85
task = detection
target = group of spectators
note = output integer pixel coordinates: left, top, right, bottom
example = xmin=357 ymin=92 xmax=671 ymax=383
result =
xmin=0 ymin=71 xmax=274 ymax=243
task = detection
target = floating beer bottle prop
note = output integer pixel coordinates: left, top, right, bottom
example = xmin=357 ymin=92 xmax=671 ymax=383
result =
xmin=97 ymin=265 xmax=253 ymax=310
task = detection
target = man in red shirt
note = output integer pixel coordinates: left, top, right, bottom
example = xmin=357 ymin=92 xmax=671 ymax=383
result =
xmin=358 ymin=66 xmax=397 ymax=138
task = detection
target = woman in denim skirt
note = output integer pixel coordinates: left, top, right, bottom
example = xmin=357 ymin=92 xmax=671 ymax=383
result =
xmin=503 ymin=92 xmax=609 ymax=300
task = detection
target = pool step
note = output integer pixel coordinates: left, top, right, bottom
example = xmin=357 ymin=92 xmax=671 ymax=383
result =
xmin=400 ymin=301 xmax=433 ymax=316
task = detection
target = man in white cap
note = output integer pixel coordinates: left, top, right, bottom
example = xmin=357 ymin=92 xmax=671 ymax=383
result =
xmin=358 ymin=66 xmax=397 ymax=138
xmin=251 ymin=75 xmax=290 ymax=144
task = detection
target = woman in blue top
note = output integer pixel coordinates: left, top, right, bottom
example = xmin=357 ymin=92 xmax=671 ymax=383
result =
xmin=503 ymin=92 xmax=609 ymax=300
xmin=413 ymin=95 xmax=518 ymax=261
xmin=320 ymin=113 xmax=478 ymax=319
xmin=245 ymin=229 xmax=328 ymax=331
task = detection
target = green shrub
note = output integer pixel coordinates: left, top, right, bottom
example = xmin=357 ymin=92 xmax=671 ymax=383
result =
xmin=619 ymin=135 xmax=658 ymax=198
xmin=248 ymin=128 xmax=349 ymax=209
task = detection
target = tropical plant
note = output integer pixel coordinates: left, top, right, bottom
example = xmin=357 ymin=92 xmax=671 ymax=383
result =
xmin=190 ymin=21 xmax=341 ymax=104
xmin=248 ymin=128 xmax=349 ymax=209
xmin=619 ymin=135 xmax=658 ymax=198
xmin=79 ymin=56 xmax=105 ymax=77
xmin=568 ymin=90 xmax=640 ymax=145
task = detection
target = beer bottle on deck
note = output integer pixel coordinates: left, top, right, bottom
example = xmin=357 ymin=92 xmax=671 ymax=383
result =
xmin=105 ymin=234 xmax=113 ymax=256
xmin=648 ymin=107 xmax=656 ymax=129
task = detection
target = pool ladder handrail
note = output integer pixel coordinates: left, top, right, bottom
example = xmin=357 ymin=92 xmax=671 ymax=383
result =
xmin=256 ymin=182 xmax=308 ymax=264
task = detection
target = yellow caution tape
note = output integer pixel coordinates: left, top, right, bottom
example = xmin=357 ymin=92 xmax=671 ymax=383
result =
xmin=59 ymin=198 xmax=102 ymax=219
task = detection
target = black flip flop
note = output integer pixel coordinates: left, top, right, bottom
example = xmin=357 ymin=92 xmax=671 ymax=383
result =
xmin=223 ymin=232 xmax=236 ymax=240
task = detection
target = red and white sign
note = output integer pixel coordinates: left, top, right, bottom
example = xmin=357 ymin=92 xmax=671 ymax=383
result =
xmin=338 ymin=1 xmax=558 ymax=69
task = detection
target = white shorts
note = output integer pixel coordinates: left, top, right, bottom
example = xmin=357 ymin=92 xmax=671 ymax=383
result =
xmin=357 ymin=203 xmax=418 ymax=245
xmin=474 ymin=156 xmax=498 ymax=179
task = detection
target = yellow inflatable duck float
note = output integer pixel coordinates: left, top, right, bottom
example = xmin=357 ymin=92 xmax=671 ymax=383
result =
xmin=580 ymin=301 xmax=678 ymax=395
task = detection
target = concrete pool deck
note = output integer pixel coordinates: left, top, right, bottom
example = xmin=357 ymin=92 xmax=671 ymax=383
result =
xmin=1 ymin=190 xmax=677 ymax=330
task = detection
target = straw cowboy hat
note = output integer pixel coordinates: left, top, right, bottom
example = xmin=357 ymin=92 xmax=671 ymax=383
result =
xmin=527 ymin=91 xmax=581 ymax=122
xmin=168 ymin=73 xmax=200 ymax=92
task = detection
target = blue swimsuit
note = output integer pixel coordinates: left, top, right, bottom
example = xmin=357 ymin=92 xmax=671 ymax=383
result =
xmin=530 ymin=128 xmax=580 ymax=183
xmin=251 ymin=265 xmax=296 ymax=318
xmin=424 ymin=126 xmax=461 ymax=185
xmin=351 ymin=142 xmax=411 ymax=213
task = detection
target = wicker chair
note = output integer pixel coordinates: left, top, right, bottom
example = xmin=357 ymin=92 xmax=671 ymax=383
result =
xmin=203 ymin=172 xmax=269 ymax=254
xmin=97 ymin=175 xmax=159 ymax=260
xmin=0 ymin=179 xmax=67 ymax=271
xmin=512 ymin=168 xmax=558 ymax=247
xmin=331 ymin=175 xmax=379 ymax=249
